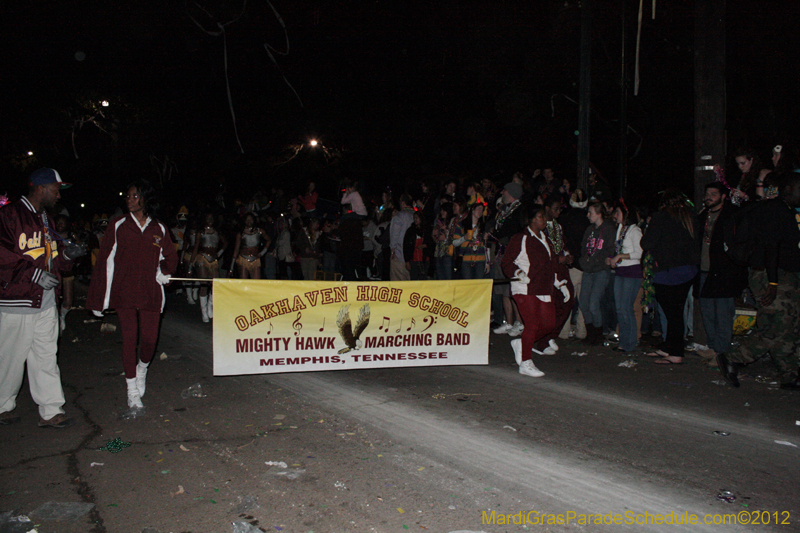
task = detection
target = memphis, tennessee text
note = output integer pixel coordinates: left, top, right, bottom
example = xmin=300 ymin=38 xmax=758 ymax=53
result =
xmin=258 ymin=351 xmax=450 ymax=367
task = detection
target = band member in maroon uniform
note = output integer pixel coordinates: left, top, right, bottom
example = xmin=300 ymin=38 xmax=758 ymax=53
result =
xmin=87 ymin=179 xmax=178 ymax=410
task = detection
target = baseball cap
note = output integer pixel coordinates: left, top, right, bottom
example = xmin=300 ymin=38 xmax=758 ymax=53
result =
xmin=503 ymin=182 xmax=523 ymax=200
xmin=29 ymin=168 xmax=71 ymax=189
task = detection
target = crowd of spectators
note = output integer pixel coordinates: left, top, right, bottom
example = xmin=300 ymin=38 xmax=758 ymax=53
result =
xmin=10 ymin=142 xmax=800 ymax=394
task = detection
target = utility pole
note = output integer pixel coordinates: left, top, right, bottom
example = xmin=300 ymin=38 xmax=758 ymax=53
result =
xmin=618 ymin=0 xmax=628 ymax=198
xmin=577 ymin=0 xmax=592 ymax=192
xmin=694 ymin=0 xmax=726 ymax=205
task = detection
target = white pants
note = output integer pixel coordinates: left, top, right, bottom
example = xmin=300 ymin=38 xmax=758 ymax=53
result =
xmin=0 ymin=307 xmax=66 ymax=419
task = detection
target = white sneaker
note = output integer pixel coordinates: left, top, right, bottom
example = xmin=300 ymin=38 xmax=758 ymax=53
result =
xmin=518 ymin=359 xmax=544 ymax=378
xmin=511 ymin=338 xmax=522 ymax=365
xmin=136 ymin=361 xmax=149 ymax=397
xmin=126 ymin=378 xmax=144 ymax=409
xmin=493 ymin=322 xmax=512 ymax=334
xmin=508 ymin=322 xmax=523 ymax=337
xmin=542 ymin=346 xmax=557 ymax=355
xmin=548 ymin=339 xmax=559 ymax=352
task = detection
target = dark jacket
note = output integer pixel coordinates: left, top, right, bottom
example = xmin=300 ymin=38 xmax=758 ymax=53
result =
xmin=559 ymin=206 xmax=590 ymax=268
xmin=488 ymin=200 xmax=528 ymax=246
xmin=695 ymin=203 xmax=747 ymax=298
xmin=578 ymin=220 xmax=616 ymax=273
xmin=760 ymin=198 xmax=800 ymax=281
xmin=640 ymin=211 xmax=699 ymax=272
xmin=0 ymin=197 xmax=73 ymax=308
xmin=403 ymin=223 xmax=433 ymax=263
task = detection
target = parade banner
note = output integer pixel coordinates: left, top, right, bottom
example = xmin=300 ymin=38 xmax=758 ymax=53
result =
xmin=212 ymin=278 xmax=491 ymax=375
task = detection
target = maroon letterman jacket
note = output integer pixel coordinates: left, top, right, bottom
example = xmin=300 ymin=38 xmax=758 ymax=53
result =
xmin=87 ymin=214 xmax=178 ymax=313
xmin=0 ymin=197 xmax=73 ymax=308
xmin=501 ymin=227 xmax=564 ymax=297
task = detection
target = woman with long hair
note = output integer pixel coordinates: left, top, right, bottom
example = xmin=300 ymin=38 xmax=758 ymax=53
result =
xmin=229 ymin=212 xmax=270 ymax=280
xmin=87 ymin=179 xmax=178 ymax=409
xmin=189 ymin=213 xmax=227 ymax=322
xmin=640 ymin=189 xmax=699 ymax=364
xmin=578 ymin=202 xmax=616 ymax=344
xmin=608 ymin=201 xmax=643 ymax=353
xmin=501 ymin=204 xmax=571 ymax=378
xmin=733 ymin=148 xmax=767 ymax=203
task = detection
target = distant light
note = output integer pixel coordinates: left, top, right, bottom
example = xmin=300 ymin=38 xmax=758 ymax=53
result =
xmin=80 ymin=203 xmax=85 ymax=208
xmin=27 ymin=151 xmax=33 ymax=156
xmin=309 ymin=140 xmax=318 ymax=147
xmin=101 ymin=100 xmax=109 ymax=107
xmin=119 ymin=192 xmax=123 ymax=196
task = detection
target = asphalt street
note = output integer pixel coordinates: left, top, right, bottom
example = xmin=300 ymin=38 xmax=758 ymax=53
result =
xmin=1 ymin=284 xmax=798 ymax=533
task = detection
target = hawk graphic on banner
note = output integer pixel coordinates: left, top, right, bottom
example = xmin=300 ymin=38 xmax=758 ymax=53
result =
xmin=337 ymin=304 xmax=370 ymax=354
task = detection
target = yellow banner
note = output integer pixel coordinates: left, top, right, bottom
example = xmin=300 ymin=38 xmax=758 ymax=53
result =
xmin=212 ymin=278 xmax=491 ymax=375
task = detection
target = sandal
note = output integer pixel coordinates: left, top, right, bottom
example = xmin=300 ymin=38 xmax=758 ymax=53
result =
xmin=645 ymin=349 xmax=669 ymax=358
xmin=654 ymin=356 xmax=684 ymax=365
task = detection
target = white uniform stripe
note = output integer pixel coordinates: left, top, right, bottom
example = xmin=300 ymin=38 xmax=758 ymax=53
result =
xmin=102 ymin=218 xmax=125 ymax=310
xmin=157 ymin=222 xmax=167 ymax=312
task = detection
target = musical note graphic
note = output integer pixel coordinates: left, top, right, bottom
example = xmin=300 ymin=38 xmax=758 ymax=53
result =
xmin=266 ymin=322 xmax=274 ymax=335
xmin=378 ymin=316 xmax=390 ymax=331
xmin=319 ymin=317 xmax=325 ymax=332
xmin=396 ymin=319 xmax=403 ymax=333
xmin=406 ymin=317 xmax=416 ymax=331
xmin=422 ymin=315 xmax=437 ymax=332
xmin=292 ymin=312 xmax=303 ymax=336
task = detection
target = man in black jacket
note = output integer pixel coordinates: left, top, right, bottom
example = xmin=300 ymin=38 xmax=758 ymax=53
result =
xmin=696 ymin=183 xmax=747 ymax=362
xmin=719 ymin=175 xmax=800 ymax=389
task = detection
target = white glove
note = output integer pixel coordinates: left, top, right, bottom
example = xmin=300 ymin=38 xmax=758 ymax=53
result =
xmin=560 ymin=284 xmax=570 ymax=303
xmin=92 ymin=310 xmax=104 ymax=318
xmin=554 ymin=274 xmax=569 ymax=302
xmin=156 ymin=270 xmax=171 ymax=285
xmin=35 ymin=270 xmax=59 ymax=290
xmin=514 ymin=269 xmax=530 ymax=284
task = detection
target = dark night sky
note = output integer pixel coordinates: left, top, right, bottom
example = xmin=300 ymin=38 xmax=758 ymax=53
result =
xmin=1 ymin=0 xmax=798 ymax=214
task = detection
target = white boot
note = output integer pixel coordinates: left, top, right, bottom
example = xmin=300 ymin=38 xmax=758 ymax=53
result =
xmin=136 ymin=361 xmax=149 ymax=397
xmin=207 ymin=294 xmax=213 ymax=319
xmin=186 ymin=286 xmax=195 ymax=305
xmin=542 ymin=338 xmax=559 ymax=355
xmin=511 ymin=338 xmax=522 ymax=365
xmin=199 ymin=296 xmax=209 ymax=323
xmin=519 ymin=359 xmax=545 ymax=378
xmin=126 ymin=378 xmax=144 ymax=409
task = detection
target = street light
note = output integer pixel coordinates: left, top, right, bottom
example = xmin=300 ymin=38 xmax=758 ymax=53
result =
xmin=27 ymin=151 xmax=33 ymax=156
xmin=101 ymin=100 xmax=109 ymax=107
xmin=309 ymin=139 xmax=318 ymax=147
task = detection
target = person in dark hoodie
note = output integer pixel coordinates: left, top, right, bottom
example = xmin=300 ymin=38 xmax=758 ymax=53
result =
xmin=640 ymin=189 xmax=699 ymax=364
xmin=578 ymin=202 xmax=616 ymax=344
